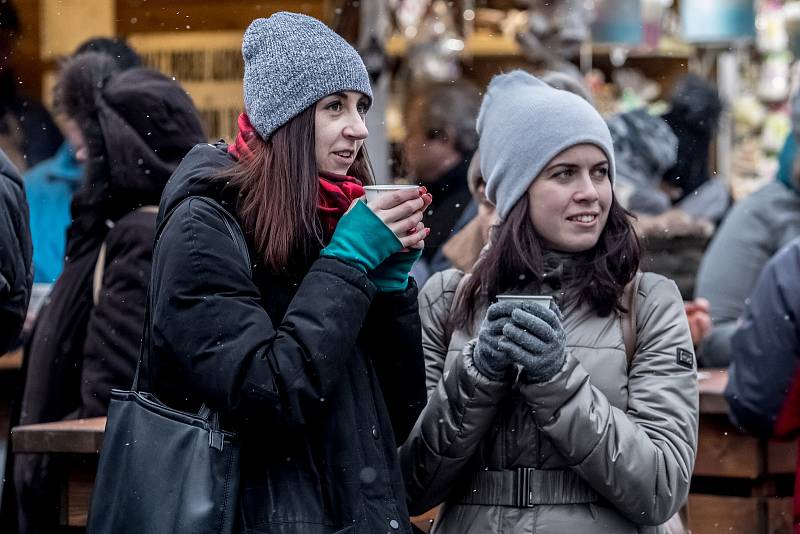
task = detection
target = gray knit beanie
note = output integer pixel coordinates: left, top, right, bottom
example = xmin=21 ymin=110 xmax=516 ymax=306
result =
xmin=242 ymin=12 xmax=373 ymax=139
xmin=477 ymin=70 xmax=615 ymax=221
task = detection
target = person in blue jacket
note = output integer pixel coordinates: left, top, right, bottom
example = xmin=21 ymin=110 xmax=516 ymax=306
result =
xmin=725 ymin=237 xmax=800 ymax=530
xmin=24 ymin=143 xmax=81 ymax=283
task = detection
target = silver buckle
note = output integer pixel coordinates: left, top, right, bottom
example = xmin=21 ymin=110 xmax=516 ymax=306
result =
xmin=513 ymin=467 xmax=535 ymax=507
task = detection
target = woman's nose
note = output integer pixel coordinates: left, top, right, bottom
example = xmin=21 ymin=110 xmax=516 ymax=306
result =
xmin=574 ymin=173 xmax=600 ymax=202
xmin=344 ymin=114 xmax=368 ymax=140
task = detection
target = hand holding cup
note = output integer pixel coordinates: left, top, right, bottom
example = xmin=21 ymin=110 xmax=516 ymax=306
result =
xmin=363 ymin=185 xmax=432 ymax=250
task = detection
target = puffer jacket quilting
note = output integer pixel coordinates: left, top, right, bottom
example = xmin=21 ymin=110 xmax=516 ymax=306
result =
xmin=401 ymin=268 xmax=699 ymax=534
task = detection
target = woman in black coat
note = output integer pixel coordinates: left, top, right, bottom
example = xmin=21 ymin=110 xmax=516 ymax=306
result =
xmin=0 ymin=148 xmax=31 ymax=354
xmin=13 ymin=52 xmax=207 ymax=534
xmin=146 ymin=12 xmax=429 ymax=534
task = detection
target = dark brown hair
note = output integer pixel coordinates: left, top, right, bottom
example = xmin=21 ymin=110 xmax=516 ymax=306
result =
xmin=454 ymin=194 xmax=640 ymax=325
xmin=224 ymin=104 xmax=375 ymax=274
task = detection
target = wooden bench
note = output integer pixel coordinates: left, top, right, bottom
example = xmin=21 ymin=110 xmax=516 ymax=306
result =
xmin=10 ymin=370 xmax=797 ymax=532
xmin=0 ymin=348 xmax=23 ymax=503
xmin=11 ymin=417 xmax=105 ymax=527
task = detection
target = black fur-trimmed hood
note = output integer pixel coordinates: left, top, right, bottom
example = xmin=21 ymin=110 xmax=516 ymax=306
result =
xmin=56 ymin=52 xmax=207 ymax=221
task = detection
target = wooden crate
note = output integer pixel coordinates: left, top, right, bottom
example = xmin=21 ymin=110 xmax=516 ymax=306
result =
xmin=766 ymin=498 xmax=793 ymax=534
xmin=694 ymin=415 xmax=762 ymax=479
xmin=688 ymin=495 xmax=762 ymax=534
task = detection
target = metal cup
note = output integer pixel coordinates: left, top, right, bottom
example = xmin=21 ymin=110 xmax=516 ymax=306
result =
xmin=496 ymin=294 xmax=553 ymax=309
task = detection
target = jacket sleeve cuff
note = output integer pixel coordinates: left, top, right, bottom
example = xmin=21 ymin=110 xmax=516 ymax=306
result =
xmin=369 ymin=249 xmax=422 ymax=292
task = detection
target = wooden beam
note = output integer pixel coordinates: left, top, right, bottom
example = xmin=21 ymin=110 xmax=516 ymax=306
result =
xmin=115 ymin=0 xmax=325 ymax=36
xmin=40 ymin=0 xmax=115 ymax=60
xmin=12 ymin=0 xmax=45 ymax=101
xmin=12 ymin=417 xmax=106 ymax=454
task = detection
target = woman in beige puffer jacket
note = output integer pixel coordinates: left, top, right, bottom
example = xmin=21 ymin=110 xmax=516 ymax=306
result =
xmin=400 ymin=71 xmax=698 ymax=534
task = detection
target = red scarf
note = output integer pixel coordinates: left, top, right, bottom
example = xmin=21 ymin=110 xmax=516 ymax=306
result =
xmin=318 ymin=171 xmax=365 ymax=237
xmin=228 ymin=113 xmax=257 ymax=161
xmin=229 ymin=112 xmax=365 ymax=238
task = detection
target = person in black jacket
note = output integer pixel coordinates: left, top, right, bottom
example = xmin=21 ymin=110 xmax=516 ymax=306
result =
xmin=402 ymin=80 xmax=481 ymax=277
xmin=0 ymin=148 xmax=31 ymax=354
xmin=146 ymin=12 xmax=429 ymax=534
xmin=12 ymin=52 xmax=206 ymax=534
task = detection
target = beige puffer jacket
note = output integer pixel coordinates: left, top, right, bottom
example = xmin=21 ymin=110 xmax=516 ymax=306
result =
xmin=400 ymin=269 xmax=698 ymax=534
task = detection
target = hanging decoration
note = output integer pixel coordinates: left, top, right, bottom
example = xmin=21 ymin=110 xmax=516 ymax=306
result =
xmin=681 ymin=0 xmax=756 ymax=43
xmin=591 ymin=0 xmax=643 ymax=44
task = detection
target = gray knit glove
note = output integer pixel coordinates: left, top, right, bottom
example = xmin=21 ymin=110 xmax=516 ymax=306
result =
xmin=499 ymin=302 xmax=567 ymax=384
xmin=472 ymin=301 xmax=519 ymax=381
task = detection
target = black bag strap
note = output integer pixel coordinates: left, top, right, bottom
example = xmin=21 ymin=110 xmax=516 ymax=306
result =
xmin=132 ymin=196 xmax=251 ymax=395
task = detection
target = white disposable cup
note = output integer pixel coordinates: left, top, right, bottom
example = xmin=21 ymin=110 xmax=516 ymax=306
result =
xmin=496 ymin=294 xmax=553 ymax=309
xmin=363 ymin=184 xmax=419 ymax=204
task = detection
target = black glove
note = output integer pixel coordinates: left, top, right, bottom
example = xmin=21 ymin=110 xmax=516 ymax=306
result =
xmin=499 ymin=301 xmax=567 ymax=384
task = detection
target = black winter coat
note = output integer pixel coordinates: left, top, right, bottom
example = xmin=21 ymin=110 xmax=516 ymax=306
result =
xmin=0 ymin=149 xmax=32 ymax=353
xmin=147 ymin=143 xmax=427 ymax=534
xmin=19 ymin=208 xmax=157 ymax=424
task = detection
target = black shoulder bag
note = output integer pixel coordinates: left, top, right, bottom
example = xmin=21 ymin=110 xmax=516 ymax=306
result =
xmin=86 ymin=197 xmax=248 ymax=534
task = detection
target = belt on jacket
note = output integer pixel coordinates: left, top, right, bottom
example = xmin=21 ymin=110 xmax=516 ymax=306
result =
xmin=457 ymin=468 xmax=600 ymax=507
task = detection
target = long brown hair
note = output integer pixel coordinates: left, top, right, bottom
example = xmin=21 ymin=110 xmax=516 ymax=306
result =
xmin=454 ymin=194 xmax=640 ymax=325
xmin=224 ymin=104 xmax=375 ymax=274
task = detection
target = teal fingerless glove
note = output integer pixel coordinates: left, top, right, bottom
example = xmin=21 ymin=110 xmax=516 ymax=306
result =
xmin=321 ymin=200 xmax=403 ymax=272
xmin=369 ymin=248 xmax=422 ymax=292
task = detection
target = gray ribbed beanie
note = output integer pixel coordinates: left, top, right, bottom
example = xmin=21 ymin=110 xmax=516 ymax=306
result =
xmin=242 ymin=12 xmax=373 ymax=139
xmin=477 ymin=70 xmax=615 ymax=221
